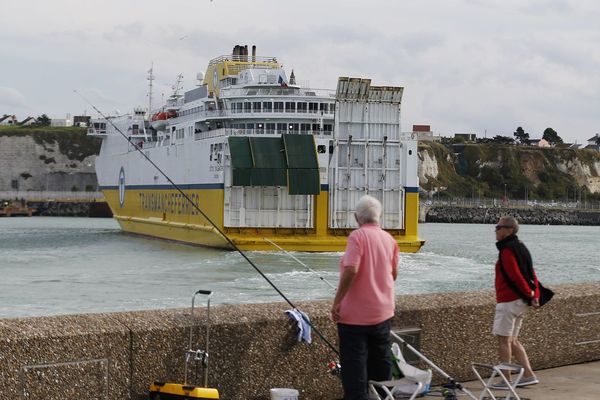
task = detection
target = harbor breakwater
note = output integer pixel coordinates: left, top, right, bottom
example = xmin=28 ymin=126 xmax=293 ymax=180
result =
xmin=1 ymin=282 xmax=598 ymax=400
xmin=26 ymin=200 xmax=112 ymax=217
xmin=424 ymin=205 xmax=600 ymax=225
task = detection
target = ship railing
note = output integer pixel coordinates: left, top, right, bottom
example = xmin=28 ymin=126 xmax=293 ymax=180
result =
xmin=227 ymin=109 xmax=334 ymax=117
xmin=141 ymin=141 xmax=158 ymax=149
xmin=173 ymin=108 xmax=335 ymax=123
xmin=193 ymin=128 xmax=331 ymax=141
xmin=221 ymin=87 xmax=335 ymax=97
xmin=208 ymin=54 xmax=279 ymax=65
xmin=87 ymin=127 xmax=107 ymax=136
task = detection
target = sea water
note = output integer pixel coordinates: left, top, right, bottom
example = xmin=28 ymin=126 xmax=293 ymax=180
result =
xmin=1 ymin=217 xmax=598 ymax=318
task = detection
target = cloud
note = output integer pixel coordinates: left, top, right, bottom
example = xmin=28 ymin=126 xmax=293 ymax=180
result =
xmin=1 ymin=0 xmax=599 ymax=143
xmin=0 ymin=87 xmax=28 ymax=109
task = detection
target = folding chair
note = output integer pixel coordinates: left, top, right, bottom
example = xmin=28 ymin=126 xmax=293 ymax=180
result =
xmin=471 ymin=362 xmax=524 ymax=400
xmin=368 ymin=342 xmax=432 ymax=400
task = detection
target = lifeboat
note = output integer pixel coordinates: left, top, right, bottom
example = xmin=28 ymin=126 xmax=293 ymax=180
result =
xmin=150 ymin=110 xmax=177 ymax=130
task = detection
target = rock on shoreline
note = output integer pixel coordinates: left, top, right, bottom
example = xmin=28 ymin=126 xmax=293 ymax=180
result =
xmin=28 ymin=201 xmax=113 ymax=217
xmin=425 ymin=205 xmax=600 ymax=225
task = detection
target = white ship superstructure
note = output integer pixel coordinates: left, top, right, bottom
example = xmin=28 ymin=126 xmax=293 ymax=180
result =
xmin=89 ymin=45 xmax=423 ymax=252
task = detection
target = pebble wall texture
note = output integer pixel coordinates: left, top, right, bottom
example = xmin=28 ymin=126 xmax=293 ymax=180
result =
xmin=1 ymin=282 xmax=599 ymax=400
xmin=425 ymin=205 xmax=600 ymax=225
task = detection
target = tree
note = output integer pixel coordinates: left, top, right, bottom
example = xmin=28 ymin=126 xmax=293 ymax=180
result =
xmin=35 ymin=114 xmax=51 ymax=126
xmin=542 ymin=127 xmax=563 ymax=145
xmin=513 ymin=126 xmax=530 ymax=145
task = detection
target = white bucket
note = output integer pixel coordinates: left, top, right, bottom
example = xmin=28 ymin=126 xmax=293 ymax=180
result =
xmin=270 ymin=388 xmax=299 ymax=400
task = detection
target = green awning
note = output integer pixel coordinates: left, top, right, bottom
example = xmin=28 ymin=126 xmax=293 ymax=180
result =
xmin=228 ymin=134 xmax=321 ymax=193
xmin=228 ymin=137 xmax=253 ymax=168
xmin=288 ymin=168 xmax=320 ymax=195
xmin=283 ymin=134 xmax=318 ymax=169
xmin=250 ymin=137 xmax=287 ymax=168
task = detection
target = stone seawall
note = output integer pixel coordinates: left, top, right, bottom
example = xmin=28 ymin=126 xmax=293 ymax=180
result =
xmin=425 ymin=206 xmax=600 ymax=225
xmin=1 ymin=283 xmax=599 ymax=400
xmin=27 ymin=201 xmax=113 ymax=217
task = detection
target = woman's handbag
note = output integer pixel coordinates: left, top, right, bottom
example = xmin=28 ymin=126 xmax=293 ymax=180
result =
xmin=538 ymin=282 xmax=554 ymax=307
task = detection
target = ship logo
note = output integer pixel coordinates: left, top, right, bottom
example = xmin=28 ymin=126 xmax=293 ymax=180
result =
xmin=118 ymin=167 xmax=125 ymax=208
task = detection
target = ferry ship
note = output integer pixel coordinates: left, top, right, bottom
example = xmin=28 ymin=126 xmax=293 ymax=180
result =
xmin=89 ymin=45 xmax=424 ymax=252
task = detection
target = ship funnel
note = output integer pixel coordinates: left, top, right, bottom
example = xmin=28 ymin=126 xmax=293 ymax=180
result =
xmin=252 ymin=45 xmax=256 ymax=62
xmin=244 ymin=45 xmax=248 ymax=62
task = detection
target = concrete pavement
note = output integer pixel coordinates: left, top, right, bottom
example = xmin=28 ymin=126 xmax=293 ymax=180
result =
xmin=420 ymin=360 xmax=600 ymax=399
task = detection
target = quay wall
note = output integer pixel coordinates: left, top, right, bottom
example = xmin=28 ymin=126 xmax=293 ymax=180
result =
xmin=425 ymin=205 xmax=600 ymax=225
xmin=25 ymin=200 xmax=113 ymax=217
xmin=1 ymin=283 xmax=599 ymax=400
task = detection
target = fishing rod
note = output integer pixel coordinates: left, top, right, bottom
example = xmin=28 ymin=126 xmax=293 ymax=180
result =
xmin=75 ymin=90 xmax=339 ymax=356
xmin=263 ymin=238 xmax=337 ymax=291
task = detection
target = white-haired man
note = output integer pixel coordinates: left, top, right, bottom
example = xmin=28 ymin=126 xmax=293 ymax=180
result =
xmin=331 ymin=195 xmax=399 ymax=400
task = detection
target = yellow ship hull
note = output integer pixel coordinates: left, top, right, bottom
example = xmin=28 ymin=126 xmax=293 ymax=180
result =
xmin=106 ymin=187 xmax=424 ymax=253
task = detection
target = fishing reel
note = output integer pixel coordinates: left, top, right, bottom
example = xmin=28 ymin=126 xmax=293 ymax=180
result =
xmin=440 ymin=382 xmax=458 ymax=400
xmin=185 ymin=349 xmax=209 ymax=366
xmin=327 ymin=360 xmax=341 ymax=376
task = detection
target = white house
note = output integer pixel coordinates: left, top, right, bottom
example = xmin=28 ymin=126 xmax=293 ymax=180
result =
xmin=587 ymin=134 xmax=599 ymax=146
xmin=19 ymin=116 xmax=36 ymax=126
xmin=50 ymin=113 xmax=73 ymax=127
xmin=529 ymin=138 xmax=551 ymax=148
xmin=0 ymin=114 xmax=17 ymax=125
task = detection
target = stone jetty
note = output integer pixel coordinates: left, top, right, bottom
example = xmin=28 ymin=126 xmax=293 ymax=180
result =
xmin=425 ymin=205 xmax=600 ymax=225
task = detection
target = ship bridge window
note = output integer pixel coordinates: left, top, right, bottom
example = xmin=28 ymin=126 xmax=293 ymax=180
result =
xmin=323 ymin=124 xmax=333 ymax=135
xmin=266 ymin=123 xmax=275 ymax=134
xmin=253 ymin=102 xmax=262 ymax=112
xmin=276 ymin=123 xmax=287 ymax=133
xmin=297 ymin=102 xmax=307 ymax=113
xmin=330 ymin=103 xmax=335 ymax=113
xmin=285 ymin=102 xmax=295 ymax=112
xmin=244 ymin=102 xmax=251 ymax=112
xmin=319 ymin=103 xmax=328 ymax=113
xmin=263 ymin=101 xmax=272 ymax=112
xmin=234 ymin=102 xmax=243 ymax=113
xmin=274 ymin=102 xmax=284 ymax=113
xmin=300 ymin=123 xmax=311 ymax=133
xmin=309 ymin=102 xmax=318 ymax=113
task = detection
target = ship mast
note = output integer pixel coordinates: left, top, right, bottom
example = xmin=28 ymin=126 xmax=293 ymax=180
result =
xmin=147 ymin=63 xmax=154 ymax=115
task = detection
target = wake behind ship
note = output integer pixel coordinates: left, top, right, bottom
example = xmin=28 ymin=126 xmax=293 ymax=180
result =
xmin=89 ymin=45 xmax=424 ymax=252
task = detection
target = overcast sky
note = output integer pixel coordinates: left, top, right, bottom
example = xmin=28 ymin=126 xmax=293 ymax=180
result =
xmin=1 ymin=0 xmax=598 ymax=143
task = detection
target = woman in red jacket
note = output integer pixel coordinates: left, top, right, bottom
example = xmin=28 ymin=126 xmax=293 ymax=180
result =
xmin=492 ymin=216 xmax=540 ymax=388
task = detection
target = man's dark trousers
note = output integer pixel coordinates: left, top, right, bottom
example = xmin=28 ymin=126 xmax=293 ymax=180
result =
xmin=338 ymin=319 xmax=392 ymax=400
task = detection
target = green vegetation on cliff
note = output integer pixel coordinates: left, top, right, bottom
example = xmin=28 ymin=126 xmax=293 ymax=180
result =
xmin=0 ymin=126 xmax=101 ymax=161
xmin=419 ymin=142 xmax=600 ymax=201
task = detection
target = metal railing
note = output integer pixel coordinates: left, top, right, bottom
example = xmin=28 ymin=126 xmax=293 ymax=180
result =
xmin=421 ymin=197 xmax=600 ymax=210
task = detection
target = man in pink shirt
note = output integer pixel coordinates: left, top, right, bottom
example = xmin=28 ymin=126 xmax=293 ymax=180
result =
xmin=331 ymin=195 xmax=399 ymax=400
